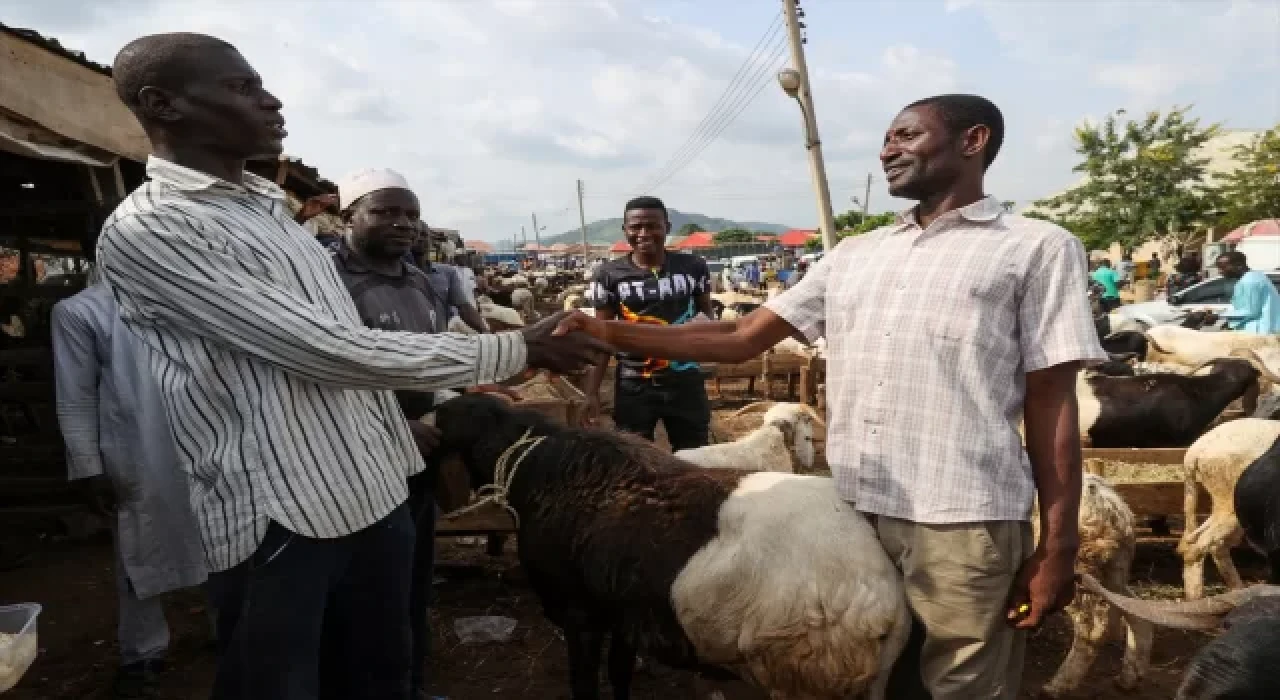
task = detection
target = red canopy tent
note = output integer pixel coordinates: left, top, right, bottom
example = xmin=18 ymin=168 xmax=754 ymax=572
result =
xmin=608 ymin=240 xmax=632 ymax=254
xmin=674 ymin=232 xmax=716 ymax=250
xmin=1222 ymin=219 xmax=1280 ymax=244
xmin=777 ymin=229 xmax=818 ymax=247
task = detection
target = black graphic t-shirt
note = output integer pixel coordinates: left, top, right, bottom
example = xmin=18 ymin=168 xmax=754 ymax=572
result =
xmin=589 ymin=252 xmax=711 ymax=379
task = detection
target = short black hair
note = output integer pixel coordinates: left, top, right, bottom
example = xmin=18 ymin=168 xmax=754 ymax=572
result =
xmin=112 ymin=33 xmax=235 ymax=108
xmin=905 ymin=94 xmax=1005 ymax=169
xmin=624 ymin=196 xmax=668 ymax=223
xmin=1219 ymin=251 xmax=1247 ymax=267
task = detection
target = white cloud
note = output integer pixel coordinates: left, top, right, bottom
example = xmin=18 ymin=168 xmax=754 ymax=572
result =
xmin=2 ymin=0 xmax=1269 ymax=241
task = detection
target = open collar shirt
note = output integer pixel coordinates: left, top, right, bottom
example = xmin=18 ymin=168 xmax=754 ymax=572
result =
xmin=764 ymin=196 xmax=1106 ymax=523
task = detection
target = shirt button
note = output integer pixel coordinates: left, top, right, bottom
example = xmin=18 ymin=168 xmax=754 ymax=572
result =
xmin=871 ymin=428 xmax=879 ymax=435
xmin=877 ymin=381 xmax=884 ymax=387
xmin=884 ymin=332 xmax=891 ymax=337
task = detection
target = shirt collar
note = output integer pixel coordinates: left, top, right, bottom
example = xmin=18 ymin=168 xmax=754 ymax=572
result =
xmin=894 ymin=195 xmax=1004 ymax=231
xmin=146 ymin=156 xmax=285 ymax=200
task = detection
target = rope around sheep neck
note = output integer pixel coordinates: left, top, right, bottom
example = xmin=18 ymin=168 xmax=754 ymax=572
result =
xmin=440 ymin=428 xmax=545 ymax=529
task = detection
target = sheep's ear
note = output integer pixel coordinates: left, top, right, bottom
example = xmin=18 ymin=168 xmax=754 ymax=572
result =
xmin=776 ymin=420 xmax=795 ymax=446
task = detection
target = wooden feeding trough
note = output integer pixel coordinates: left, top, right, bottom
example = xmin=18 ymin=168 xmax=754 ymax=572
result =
xmin=1080 ymin=447 xmax=1206 ymax=521
xmin=710 ymin=353 xmax=824 ymax=405
xmin=434 ymin=374 xmax=585 ymax=537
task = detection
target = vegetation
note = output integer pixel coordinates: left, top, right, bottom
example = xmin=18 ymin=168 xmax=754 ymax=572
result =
xmin=1214 ymin=127 xmax=1280 ymax=232
xmin=676 ymin=222 xmax=704 ymax=236
xmin=713 ymin=228 xmax=757 ymax=244
xmin=1032 ymin=107 xmax=1280 ymax=252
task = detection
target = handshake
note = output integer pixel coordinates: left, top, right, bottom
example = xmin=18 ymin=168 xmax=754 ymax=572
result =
xmin=518 ymin=310 xmax=610 ymax=375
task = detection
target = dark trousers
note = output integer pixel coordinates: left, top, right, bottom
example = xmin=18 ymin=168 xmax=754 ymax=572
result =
xmin=407 ymin=473 xmax=438 ymax=699
xmin=613 ymin=372 xmax=711 ymax=451
xmin=1099 ymin=296 xmax=1121 ymax=312
xmin=204 ymin=505 xmax=415 ymax=700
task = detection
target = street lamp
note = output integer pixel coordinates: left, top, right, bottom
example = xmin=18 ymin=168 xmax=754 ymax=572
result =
xmin=777 ymin=68 xmax=801 ymax=98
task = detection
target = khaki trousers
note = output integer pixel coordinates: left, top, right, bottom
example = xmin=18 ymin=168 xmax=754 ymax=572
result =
xmin=873 ymin=517 xmax=1033 ymax=700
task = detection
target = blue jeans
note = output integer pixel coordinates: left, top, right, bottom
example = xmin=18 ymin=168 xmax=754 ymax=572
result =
xmin=204 ymin=505 xmax=415 ymax=700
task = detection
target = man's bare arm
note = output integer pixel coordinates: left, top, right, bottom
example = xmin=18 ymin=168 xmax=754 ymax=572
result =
xmin=1010 ymin=360 xmax=1083 ymax=629
xmin=457 ymin=304 xmax=489 ymax=333
xmin=564 ymin=307 xmax=797 ymax=364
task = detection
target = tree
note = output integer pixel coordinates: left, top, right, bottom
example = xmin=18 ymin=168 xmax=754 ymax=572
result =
xmin=1033 ymin=106 xmax=1222 ymax=253
xmin=677 ymin=222 xmax=704 ymax=236
xmin=1213 ymin=125 xmax=1280 ymax=232
xmin=834 ymin=209 xmax=865 ymax=231
xmin=713 ymin=228 xmax=756 ymax=244
xmin=838 ymin=212 xmax=897 ymax=240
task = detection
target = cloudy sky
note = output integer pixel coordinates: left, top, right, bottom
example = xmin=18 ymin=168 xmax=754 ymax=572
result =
xmin=6 ymin=0 xmax=1276 ymax=243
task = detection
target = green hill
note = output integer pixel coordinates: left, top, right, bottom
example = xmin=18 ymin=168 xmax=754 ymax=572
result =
xmin=542 ymin=209 xmax=790 ymax=245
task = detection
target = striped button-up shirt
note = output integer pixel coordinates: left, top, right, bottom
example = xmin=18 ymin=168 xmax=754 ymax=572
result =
xmin=97 ymin=157 xmax=528 ymax=571
xmin=765 ymin=197 xmax=1106 ymax=523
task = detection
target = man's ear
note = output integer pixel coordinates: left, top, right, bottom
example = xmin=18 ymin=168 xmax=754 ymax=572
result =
xmin=136 ymin=86 xmax=183 ymax=123
xmin=961 ymin=124 xmax=991 ymax=160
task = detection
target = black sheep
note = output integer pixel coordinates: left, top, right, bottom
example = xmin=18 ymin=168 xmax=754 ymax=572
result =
xmin=1234 ymin=436 xmax=1280 ymax=584
xmin=428 ymin=394 xmax=910 ymax=700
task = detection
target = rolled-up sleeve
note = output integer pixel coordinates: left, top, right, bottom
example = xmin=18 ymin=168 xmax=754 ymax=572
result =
xmin=98 ymin=209 xmax=526 ymax=391
xmin=763 ymin=248 xmax=835 ymax=342
xmin=1019 ymin=235 xmax=1109 ymax=371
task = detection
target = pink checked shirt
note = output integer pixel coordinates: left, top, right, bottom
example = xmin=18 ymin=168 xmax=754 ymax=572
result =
xmin=765 ymin=197 xmax=1106 ymax=523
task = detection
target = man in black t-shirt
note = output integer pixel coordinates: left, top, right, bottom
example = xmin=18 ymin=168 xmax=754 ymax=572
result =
xmin=582 ymin=196 xmax=716 ymax=449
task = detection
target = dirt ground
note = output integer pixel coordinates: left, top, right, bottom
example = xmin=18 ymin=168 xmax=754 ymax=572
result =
xmin=1 ymin=387 xmax=1264 ymax=699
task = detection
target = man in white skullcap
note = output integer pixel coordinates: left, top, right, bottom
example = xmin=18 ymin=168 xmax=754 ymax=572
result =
xmin=330 ymin=167 xmax=509 ymax=699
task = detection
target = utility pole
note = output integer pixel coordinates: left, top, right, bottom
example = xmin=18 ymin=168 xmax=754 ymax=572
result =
xmin=577 ymin=179 xmax=590 ymax=264
xmin=531 ymin=212 xmax=541 ymax=266
xmin=862 ymin=173 xmax=872 ymax=219
xmin=781 ymin=0 xmax=837 ymax=251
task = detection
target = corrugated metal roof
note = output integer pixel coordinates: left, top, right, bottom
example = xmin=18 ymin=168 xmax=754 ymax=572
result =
xmin=0 ymin=24 xmax=112 ymax=76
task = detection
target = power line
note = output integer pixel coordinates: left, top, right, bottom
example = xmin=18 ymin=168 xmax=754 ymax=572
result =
xmin=639 ymin=43 xmax=789 ymax=195
xmin=633 ymin=12 xmax=784 ymax=194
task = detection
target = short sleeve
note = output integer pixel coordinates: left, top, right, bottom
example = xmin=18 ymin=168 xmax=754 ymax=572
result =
xmin=692 ymin=257 xmax=711 ymax=294
xmin=588 ymin=265 xmax=616 ymax=310
xmin=763 ymin=247 xmax=836 ymax=342
xmin=1019 ymin=235 xmax=1108 ymax=372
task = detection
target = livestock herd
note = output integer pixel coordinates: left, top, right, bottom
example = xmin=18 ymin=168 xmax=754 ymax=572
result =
xmin=427 ymin=268 xmax=1280 ymax=698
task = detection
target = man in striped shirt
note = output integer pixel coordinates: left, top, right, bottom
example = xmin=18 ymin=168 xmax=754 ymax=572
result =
xmin=100 ymin=33 xmax=608 ymax=700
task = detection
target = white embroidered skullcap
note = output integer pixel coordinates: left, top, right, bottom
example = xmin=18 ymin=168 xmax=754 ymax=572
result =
xmin=337 ymin=167 xmax=413 ymax=210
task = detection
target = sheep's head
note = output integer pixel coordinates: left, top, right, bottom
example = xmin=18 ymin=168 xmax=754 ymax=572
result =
xmin=430 ymin=393 xmax=557 ymax=488
xmin=761 ymin=403 xmax=821 ymax=470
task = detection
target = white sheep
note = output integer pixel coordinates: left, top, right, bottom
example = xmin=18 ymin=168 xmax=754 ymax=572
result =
xmin=674 ymin=402 xmax=821 ymax=472
xmin=1145 ymin=326 xmax=1280 ymax=370
xmin=1178 ymin=418 xmax=1280 ymax=599
xmin=476 ymin=300 xmax=525 ymax=329
xmin=509 ymin=288 xmax=537 ymax=323
xmin=1035 ymin=474 xmax=1154 ymax=697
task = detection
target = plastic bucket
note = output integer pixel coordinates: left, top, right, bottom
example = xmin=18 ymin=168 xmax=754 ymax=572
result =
xmin=0 ymin=603 xmax=41 ymax=694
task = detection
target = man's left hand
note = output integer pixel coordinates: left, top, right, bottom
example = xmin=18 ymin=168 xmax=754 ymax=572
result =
xmin=1006 ymin=546 xmax=1077 ymax=629
xmin=408 ymin=420 xmax=442 ymax=458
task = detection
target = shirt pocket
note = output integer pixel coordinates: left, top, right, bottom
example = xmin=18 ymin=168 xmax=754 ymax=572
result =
xmin=933 ymin=261 xmax=1020 ymax=348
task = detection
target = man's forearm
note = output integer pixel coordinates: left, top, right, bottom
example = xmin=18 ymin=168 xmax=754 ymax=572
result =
xmin=1024 ymin=365 xmax=1083 ymax=555
xmin=599 ymin=319 xmax=754 ymax=363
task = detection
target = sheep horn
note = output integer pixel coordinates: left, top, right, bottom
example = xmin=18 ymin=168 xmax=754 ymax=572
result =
xmin=732 ymin=401 xmax=775 ymax=418
xmin=802 ymin=404 xmax=826 ymax=428
xmin=420 ymin=413 xmax=437 ymax=427
xmin=1142 ymin=332 xmax=1169 ymax=354
xmin=1077 ymin=573 xmax=1280 ymax=631
xmin=1233 ymin=348 xmax=1280 ymax=384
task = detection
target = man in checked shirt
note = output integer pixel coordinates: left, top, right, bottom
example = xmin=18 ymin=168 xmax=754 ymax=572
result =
xmin=556 ymin=94 xmax=1106 ymax=699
